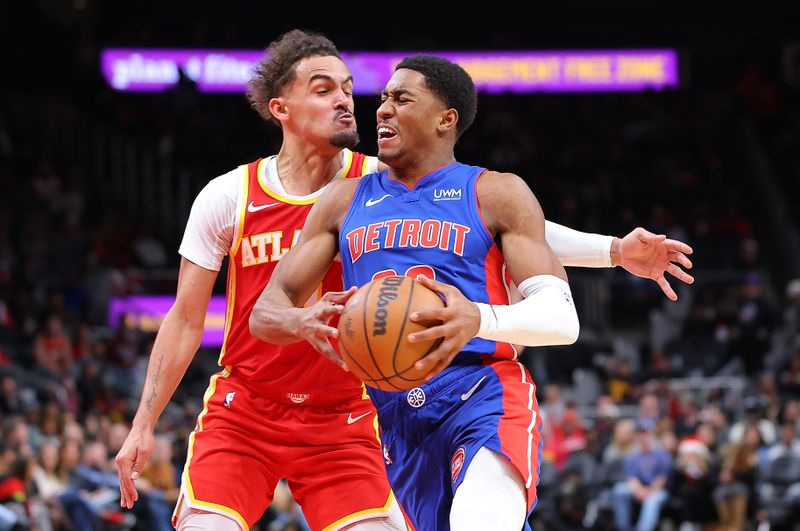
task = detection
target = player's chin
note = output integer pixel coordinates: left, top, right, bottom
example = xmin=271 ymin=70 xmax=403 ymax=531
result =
xmin=330 ymin=129 xmax=359 ymax=149
xmin=377 ymin=139 xmax=402 ymax=162
xmin=377 ymin=148 xmax=399 ymax=164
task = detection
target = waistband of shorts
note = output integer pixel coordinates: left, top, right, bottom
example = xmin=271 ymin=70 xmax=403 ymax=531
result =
xmin=375 ymin=357 xmax=488 ymax=422
xmin=223 ymin=367 xmax=366 ymax=406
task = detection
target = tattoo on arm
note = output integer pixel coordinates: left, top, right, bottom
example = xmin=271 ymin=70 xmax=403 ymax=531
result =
xmin=145 ymin=354 xmax=164 ymax=413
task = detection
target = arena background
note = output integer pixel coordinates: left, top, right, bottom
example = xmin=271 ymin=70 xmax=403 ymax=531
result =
xmin=1 ymin=2 xmax=800 ymax=530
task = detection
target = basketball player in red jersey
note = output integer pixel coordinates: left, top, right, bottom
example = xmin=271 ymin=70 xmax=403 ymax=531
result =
xmin=114 ymin=30 xmax=693 ymax=531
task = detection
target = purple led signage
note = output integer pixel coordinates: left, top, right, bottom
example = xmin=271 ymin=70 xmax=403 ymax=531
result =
xmin=109 ymin=295 xmax=227 ymax=347
xmin=102 ymin=48 xmax=678 ymax=94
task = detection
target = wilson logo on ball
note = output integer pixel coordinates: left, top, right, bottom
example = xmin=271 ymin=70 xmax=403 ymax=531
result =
xmin=373 ymin=276 xmax=403 ymax=336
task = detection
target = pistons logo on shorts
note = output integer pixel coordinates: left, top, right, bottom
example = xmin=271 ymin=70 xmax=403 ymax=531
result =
xmin=451 ymin=446 xmax=466 ymax=484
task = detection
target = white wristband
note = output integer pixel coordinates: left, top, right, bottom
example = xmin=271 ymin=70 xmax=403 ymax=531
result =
xmin=544 ymin=221 xmax=614 ymax=268
xmin=475 ymin=275 xmax=579 ymax=347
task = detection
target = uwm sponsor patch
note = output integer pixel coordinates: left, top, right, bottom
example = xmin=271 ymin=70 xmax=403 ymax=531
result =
xmin=433 ymin=188 xmax=462 ymax=201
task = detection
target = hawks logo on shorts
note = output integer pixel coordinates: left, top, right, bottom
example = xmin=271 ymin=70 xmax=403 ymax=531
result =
xmin=451 ymin=446 xmax=466 ymax=483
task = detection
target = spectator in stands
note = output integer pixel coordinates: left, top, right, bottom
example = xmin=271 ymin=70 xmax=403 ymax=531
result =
xmin=0 ymin=442 xmax=26 ymax=531
xmin=541 ymin=383 xmax=567 ymax=424
xmin=589 ymin=396 xmax=621 ymax=458
xmin=59 ymin=440 xmax=134 ymax=530
xmin=777 ymin=279 xmax=800 ymax=358
xmin=612 ymin=419 xmax=673 ymax=531
xmin=729 ymin=396 xmax=777 ymax=446
xmin=0 ymin=376 xmax=22 ymax=417
xmin=33 ymin=315 xmax=73 ymax=378
xmin=136 ymin=435 xmax=178 ymax=531
xmin=603 ymin=418 xmax=639 ymax=464
xmin=554 ymin=406 xmax=588 ymax=458
xmin=714 ymin=425 xmax=762 ymax=531
xmin=638 ymin=394 xmax=661 ymax=427
xmin=670 ymin=436 xmax=717 ymax=529
xmin=702 ymin=406 xmax=731 ymax=451
xmin=729 ymin=273 xmax=776 ymax=376
xmin=757 ymin=374 xmax=781 ymax=424
xmin=675 ymin=400 xmax=702 ymax=437
xmin=779 ymin=349 xmax=800 ymax=400
xmin=766 ymin=422 xmax=800 ymax=462
xmin=31 ymin=441 xmax=68 ymax=529
xmin=657 ymin=428 xmax=679 ymax=458
xmin=781 ymin=399 xmax=800 ymax=435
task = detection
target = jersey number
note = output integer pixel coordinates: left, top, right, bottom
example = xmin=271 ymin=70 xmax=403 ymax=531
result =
xmin=372 ymin=265 xmax=436 ymax=282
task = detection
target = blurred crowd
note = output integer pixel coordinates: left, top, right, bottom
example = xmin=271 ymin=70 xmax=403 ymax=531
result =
xmin=2 ymin=34 xmax=800 ymax=531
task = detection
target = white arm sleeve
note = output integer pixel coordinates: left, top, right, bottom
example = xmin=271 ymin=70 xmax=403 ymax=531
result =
xmin=545 ymin=221 xmax=614 ymax=268
xmin=178 ymin=168 xmax=241 ymax=271
xmin=475 ymin=275 xmax=579 ymax=347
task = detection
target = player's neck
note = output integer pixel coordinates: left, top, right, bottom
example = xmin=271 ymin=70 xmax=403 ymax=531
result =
xmin=275 ymin=139 xmax=343 ymax=195
xmin=387 ymin=152 xmax=456 ymax=186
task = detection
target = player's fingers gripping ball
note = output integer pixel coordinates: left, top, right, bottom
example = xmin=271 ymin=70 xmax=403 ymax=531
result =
xmin=337 ymin=276 xmax=444 ymax=391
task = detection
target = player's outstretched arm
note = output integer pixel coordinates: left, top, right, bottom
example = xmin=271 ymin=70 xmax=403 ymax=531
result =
xmin=409 ymin=172 xmax=579 ymax=377
xmin=544 ymin=221 xmax=694 ymax=301
xmin=115 ymin=258 xmax=217 ymax=509
xmin=249 ymin=179 xmax=358 ymax=369
xmin=387 ymin=158 xmax=693 ymax=300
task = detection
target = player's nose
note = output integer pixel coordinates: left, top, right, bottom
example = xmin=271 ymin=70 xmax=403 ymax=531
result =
xmin=377 ymin=99 xmax=393 ymax=120
xmin=333 ymin=88 xmax=351 ymax=109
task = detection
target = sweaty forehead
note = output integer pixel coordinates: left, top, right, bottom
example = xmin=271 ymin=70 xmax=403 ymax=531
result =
xmin=294 ymin=55 xmax=351 ymax=83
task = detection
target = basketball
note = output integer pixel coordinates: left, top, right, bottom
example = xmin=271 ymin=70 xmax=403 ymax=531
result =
xmin=337 ymin=276 xmax=445 ymax=391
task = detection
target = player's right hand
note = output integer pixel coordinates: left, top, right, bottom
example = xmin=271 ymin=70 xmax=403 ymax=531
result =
xmin=301 ymin=287 xmax=357 ymax=371
xmin=115 ymin=426 xmax=155 ymax=509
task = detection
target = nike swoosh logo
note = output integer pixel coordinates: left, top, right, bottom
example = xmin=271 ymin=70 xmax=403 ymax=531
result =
xmin=365 ymin=194 xmax=392 ymax=207
xmin=347 ymin=411 xmax=372 ymax=425
xmin=461 ymin=376 xmax=487 ymax=401
xmin=247 ymin=201 xmax=281 ymax=212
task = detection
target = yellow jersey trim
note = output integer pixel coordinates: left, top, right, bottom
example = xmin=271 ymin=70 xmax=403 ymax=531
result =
xmin=321 ymin=491 xmax=396 ymax=531
xmin=180 ymin=372 xmax=250 ymax=531
xmin=256 ymin=151 xmax=353 ymax=205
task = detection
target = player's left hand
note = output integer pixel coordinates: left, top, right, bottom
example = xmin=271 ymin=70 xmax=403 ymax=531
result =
xmin=407 ymin=275 xmax=480 ymax=380
xmin=617 ymin=227 xmax=694 ymax=301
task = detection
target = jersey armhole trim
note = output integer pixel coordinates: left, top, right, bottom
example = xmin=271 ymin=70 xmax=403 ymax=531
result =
xmin=229 ymin=164 xmax=250 ymax=256
xmin=471 ymin=169 xmax=497 ymax=250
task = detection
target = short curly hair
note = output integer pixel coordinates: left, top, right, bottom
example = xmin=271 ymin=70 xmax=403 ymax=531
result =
xmin=394 ymin=54 xmax=477 ymax=139
xmin=247 ymin=30 xmax=341 ymax=126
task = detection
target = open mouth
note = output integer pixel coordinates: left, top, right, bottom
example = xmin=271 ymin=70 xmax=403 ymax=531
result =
xmin=377 ymin=125 xmax=397 ymax=141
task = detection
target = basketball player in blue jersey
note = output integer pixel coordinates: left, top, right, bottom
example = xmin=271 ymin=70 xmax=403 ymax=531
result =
xmin=250 ymin=55 xmax=693 ymax=530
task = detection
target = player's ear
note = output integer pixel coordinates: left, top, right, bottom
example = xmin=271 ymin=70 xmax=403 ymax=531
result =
xmin=268 ymin=97 xmax=289 ymax=123
xmin=438 ymin=108 xmax=458 ymax=135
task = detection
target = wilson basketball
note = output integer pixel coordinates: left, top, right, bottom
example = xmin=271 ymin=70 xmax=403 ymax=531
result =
xmin=337 ymin=276 xmax=444 ymax=391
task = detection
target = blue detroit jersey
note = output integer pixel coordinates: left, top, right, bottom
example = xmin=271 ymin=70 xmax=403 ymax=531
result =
xmin=339 ymin=162 xmax=515 ymax=407
xmin=339 ymin=162 xmax=540 ymax=530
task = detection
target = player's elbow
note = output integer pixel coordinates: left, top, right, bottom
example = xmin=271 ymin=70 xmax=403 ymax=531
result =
xmin=248 ymin=301 xmax=267 ymax=341
xmin=529 ymin=307 xmax=579 ymax=346
xmin=559 ymin=308 xmax=580 ymax=345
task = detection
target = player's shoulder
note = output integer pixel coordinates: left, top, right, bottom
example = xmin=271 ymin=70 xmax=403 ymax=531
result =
xmin=327 ymin=173 xmax=363 ymax=196
xmin=475 ymin=169 xmax=540 ymax=224
xmin=197 ymin=165 xmax=244 ymax=204
xmin=476 ymin=169 xmax=530 ymax=195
